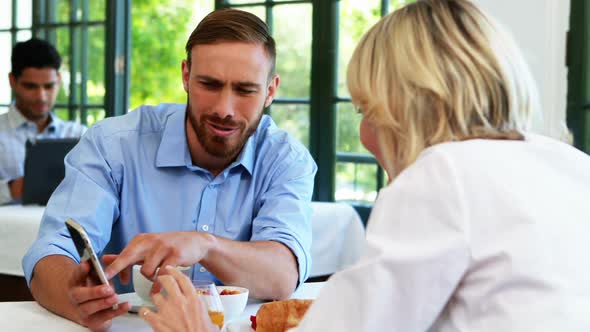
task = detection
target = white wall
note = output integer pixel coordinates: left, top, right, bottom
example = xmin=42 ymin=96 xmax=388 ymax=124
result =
xmin=474 ymin=0 xmax=571 ymax=139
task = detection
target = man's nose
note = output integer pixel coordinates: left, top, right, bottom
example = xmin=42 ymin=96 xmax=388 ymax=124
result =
xmin=213 ymin=89 xmax=235 ymax=118
xmin=35 ymin=87 xmax=48 ymax=101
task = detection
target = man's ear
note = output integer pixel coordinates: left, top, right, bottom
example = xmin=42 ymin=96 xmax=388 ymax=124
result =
xmin=181 ymin=59 xmax=190 ymax=93
xmin=264 ymin=74 xmax=280 ymax=108
xmin=8 ymin=73 xmax=16 ymax=89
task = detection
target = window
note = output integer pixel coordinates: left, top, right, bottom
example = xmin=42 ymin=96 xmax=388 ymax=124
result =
xmin=0 ymin=1 xmax=33 ymax=114
xmin=218 ymin=0 xmax=414 ymax=205
xmin=129 ymin=1 xmax=213 ymax=110
xmin=567 ymin=0 xmax=590 ymax=153
xmin=2 ymin=0 xmax=129 ymax=126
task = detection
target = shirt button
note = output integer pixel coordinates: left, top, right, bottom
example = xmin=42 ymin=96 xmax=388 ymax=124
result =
xmin=199 ymin=267 xmax=206 ymax=273
xmin=202 ymin=225 xmax=209 ymax=231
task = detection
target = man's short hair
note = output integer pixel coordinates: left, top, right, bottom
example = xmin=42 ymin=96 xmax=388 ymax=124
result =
xmin=185 ymin=9 xmax=276 ymax=76
xmin=11 ymin=38 xmax=62 ymax=78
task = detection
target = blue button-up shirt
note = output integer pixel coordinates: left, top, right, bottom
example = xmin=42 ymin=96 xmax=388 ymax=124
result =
xmin=0 ymin=104 xmax=87 ymax=204
xmin=22 ymin=103 xmax=317 ymax=293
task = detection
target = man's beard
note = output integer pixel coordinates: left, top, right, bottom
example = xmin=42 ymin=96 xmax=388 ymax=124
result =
xmin=186 ymin=98 xmax=263 ymax=159
xmin=15 ymin=96 xmax=51 ymax=122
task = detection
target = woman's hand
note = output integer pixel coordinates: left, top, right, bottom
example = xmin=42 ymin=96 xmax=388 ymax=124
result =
xmin=139 ymin=266 xmax=219 ymax=332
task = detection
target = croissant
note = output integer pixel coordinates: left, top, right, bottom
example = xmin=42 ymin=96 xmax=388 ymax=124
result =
xmin=254 ymin=299 xmax=313 ymax=332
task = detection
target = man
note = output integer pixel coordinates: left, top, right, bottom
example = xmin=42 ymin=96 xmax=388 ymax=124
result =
xmin=0 ymin=38 xmax=87 ymax=204
xmin=22 ymin=9 xmax=317 ymax=331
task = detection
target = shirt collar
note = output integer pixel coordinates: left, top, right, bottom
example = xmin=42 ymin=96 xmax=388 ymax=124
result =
xmin=156 ymin=105 xmax=189 ymax=168
xmin=155 ymin=105 xmax=258 ymax=175
xmin=7 ymin=103 xmax=59 ymax=134
xmin=231 ymin=133 xmax=256 ymax=175
xmin=6 ymin=104 xmax=28 ymax=129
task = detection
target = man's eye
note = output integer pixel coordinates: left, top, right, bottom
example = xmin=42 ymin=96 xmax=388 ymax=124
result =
xmin=237 ymin=88 xmax=256 ymax=95
xmin=200 ymin=81 xmax=220 ymax=89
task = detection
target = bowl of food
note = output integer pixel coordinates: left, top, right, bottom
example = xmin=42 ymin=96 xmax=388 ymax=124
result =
xmin=216 ymin=285 xmax=249 ymax=321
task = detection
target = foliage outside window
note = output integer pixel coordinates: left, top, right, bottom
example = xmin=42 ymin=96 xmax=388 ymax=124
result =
xmin=129 ymin=0 xmax=213 ymax=109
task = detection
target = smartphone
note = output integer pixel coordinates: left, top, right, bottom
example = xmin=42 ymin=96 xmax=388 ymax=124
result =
xmin=65 ymin=218 xmax=118 ymax=310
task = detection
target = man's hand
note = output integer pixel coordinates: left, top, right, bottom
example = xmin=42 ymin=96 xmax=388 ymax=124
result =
xmin=104 ymin=231 xmax=217 ymax=283
xmin=67 ymin=260 xmax=130 ymax=331
xmin=8 ymin=176 xmax=24 ymax=199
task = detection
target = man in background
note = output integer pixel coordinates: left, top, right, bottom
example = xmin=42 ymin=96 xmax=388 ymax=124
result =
xmin=0 ymin=38 xmax=87 ymax=204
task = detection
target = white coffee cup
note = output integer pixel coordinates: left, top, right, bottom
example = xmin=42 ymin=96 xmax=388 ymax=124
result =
xmin=132 ymin=265 xmax=191 ymax=302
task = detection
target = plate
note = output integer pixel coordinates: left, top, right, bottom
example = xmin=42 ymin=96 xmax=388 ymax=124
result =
xmin=118 ymin=292 xmax=155 ymax=313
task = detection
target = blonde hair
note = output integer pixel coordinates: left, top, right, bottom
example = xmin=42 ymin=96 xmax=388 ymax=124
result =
xmin=347 ymin=0 xmax=540 ymax=178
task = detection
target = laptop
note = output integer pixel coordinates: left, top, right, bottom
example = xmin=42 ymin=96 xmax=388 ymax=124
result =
xmin=22 ymin=138 xmax=79 ymax=205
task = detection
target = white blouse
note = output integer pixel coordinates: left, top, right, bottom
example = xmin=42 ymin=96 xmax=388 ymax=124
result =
xmin=294 ymin=134 xmax=590 ymax=332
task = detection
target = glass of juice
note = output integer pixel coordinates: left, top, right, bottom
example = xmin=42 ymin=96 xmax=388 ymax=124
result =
xmin=192 ymin=280 xmax=224 ymax=329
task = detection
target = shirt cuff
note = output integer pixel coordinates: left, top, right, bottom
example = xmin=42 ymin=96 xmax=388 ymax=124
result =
xmin=252 ymin=232 xmax=311 ymax=287
xmin=22 ymin=237 xmax=78 ymax=287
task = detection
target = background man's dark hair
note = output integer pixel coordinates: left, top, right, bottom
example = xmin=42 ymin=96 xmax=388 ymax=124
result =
xmin=11 ymin=38 xmax=62 ymax=78
xmin=185 ymin=9 xmax=276 ymax=77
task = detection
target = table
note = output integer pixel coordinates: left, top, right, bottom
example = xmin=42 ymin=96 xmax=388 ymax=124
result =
xmin=0 ymin=205 xmax=44 ymax=301
xmin=0 ymin=203 xmax=365 ymax=279
xmin=0 ymin=281 xmax=325 ymax=332
xmin=0 ymin=205 xmax=45 ymax=277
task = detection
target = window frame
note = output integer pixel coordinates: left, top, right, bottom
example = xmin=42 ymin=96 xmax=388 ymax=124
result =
xmin=567 ymin=0 xmax=590 ymax=152
xmin=29 ymin=0 xmax=130 ymax=124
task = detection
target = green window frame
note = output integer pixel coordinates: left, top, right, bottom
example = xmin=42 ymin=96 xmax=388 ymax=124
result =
xmin=568 ymin=0 xmax=590 ymax=153
xmin=0 ymin=1 xmax=33 ymax=113
xmin=6 ymin=0 xmax=130 ymax=125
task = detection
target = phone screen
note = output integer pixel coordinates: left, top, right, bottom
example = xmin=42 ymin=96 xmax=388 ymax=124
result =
xmin=66 ymin=221 xmax=88 ymax=259
xmin=65 ymin=218 xmax=118 ymax=310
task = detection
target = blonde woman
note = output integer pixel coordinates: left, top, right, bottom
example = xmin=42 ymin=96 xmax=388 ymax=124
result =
xmin=141 ymin=0 xmax=590 ymax=331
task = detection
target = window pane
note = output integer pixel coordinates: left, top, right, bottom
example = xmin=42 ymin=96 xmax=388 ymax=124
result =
xmin=268 ymin=104 xmax=310 ymax=147
xmin=17 ymin=0 xmax=32 ymax=28
xmin=87 ymin=26 xmax=105 ymax=104
xmin=390 ymin=0 xmax=415 ymax=12
xmin=0 ymin=2 xmax=12 ymax=29
xmin=226 ymin=0 xmax=259 ymax=4
xmin=16 ymin=30 xmax=32 ymax=41
xmin=335 ymin=162 xmax=379 ymax=203
xmin=54 ymin=108 xmax=69 ymax=121
xmin=235 ymin=6 xmax=265 ymax=21
xmin=274 ymin=4 xmax=312 ymax=99
xmin=130 ymin=0 xmax=200 ymax=109
xmin=89 ymin=0 xmax=106 ymax=21
xmin=86 ymin=109 xmax=105 ymax=126
xmin=55 ymin=0 xmax=71 ymax=23
xmin=336 ymin=103 xmax=369 ymax=153
xmin=0 ymin=33 xmax=11 ymax=105
xmin=337 ymin=0 xmax=382 ymax=98
xmin=55 ymin=28 xmax=71 ymax=106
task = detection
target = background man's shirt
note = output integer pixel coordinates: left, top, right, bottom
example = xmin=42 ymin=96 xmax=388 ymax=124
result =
xmin=0 ymin=104 xmax=87 ymax=204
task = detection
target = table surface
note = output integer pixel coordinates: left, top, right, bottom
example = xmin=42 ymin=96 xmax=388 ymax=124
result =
xmin=0 ymin=205 xmax=45 ymax=276
xmin=0 ymin=281 xmax=325 ymax=332
xmin=0 ymin=203 xmax=365 ymax=278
